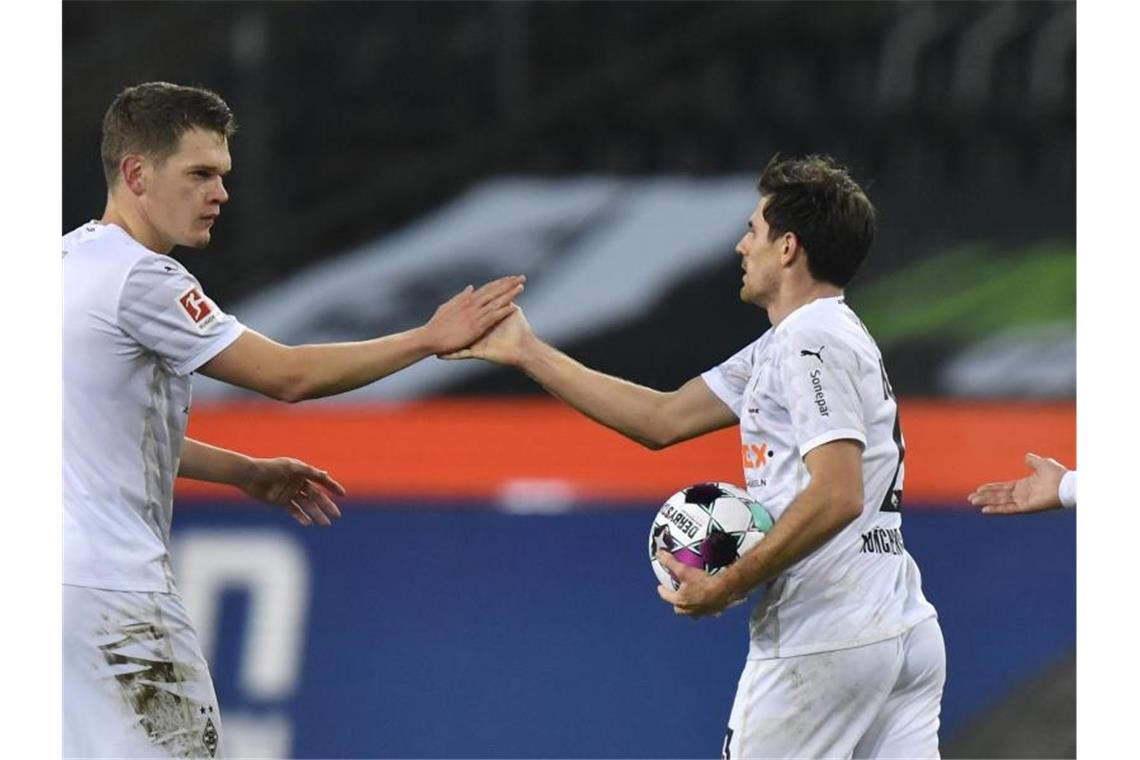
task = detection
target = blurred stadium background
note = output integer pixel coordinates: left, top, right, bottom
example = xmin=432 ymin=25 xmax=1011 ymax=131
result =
xmin=64 ymin=2 xmax=1075 ymax=758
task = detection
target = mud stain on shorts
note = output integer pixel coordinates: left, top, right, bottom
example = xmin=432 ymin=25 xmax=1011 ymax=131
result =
xmin=98 ymin=621 xmax=218 ymax=758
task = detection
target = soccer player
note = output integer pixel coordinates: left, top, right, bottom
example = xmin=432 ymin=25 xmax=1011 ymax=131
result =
xmin=968 ymin=452 xmax=1077 ymax=513
xmin=447 ymin=155 xmax=944 ymax=758
xmin=63 ymin=82 xmax=523 ymax=758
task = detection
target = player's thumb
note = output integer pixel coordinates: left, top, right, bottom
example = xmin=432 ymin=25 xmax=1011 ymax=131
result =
xmin=1025 ymin=452 xmax=1046 ymax=472
xmin=657 ymin=550 xmax=689 ymax=576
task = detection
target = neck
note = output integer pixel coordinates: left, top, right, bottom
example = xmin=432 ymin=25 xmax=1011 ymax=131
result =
xmin=765 ymin=280 xmax=843 ymax=327
xmin=100 ymin=193 xmax=172 ymax=254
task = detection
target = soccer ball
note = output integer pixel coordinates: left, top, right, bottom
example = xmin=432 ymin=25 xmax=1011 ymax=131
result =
xmin=648 ymin=482 xmax=774 ymax=590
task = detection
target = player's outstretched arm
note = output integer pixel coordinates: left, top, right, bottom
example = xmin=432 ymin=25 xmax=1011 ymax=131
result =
xmin=657 ymin=439 xmax=865 ymax=618
xmin=178 ymin=438 xmax=345 ymax=527
xmin=200 ymin=275 xmax=524 ymax=402
xmin=443 ymin=306 xmax=737 ymax=449
xmin=967 ymin=452 xmax=1073 ymax=514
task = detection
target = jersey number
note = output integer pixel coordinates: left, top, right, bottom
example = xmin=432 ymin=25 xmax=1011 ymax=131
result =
xmin=879 ymin=358 xmax=905 ymax=513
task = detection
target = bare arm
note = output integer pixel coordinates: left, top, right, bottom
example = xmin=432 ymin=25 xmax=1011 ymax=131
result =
xmin=200 ymin=276 xmax=524 ymax=402
xmin=658 ymin=439 xmax=865 ymax=617
xmin=444 ymin=307 xmax=737 ymax=448
xmin=179 ymin=438 xmax=345 ymax=527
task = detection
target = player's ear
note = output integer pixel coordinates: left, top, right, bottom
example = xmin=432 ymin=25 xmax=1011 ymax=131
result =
xmin=121 ymin=154 xmax=147 ymax=196
xmin=781 ymin=231 xmax=800 ymax=266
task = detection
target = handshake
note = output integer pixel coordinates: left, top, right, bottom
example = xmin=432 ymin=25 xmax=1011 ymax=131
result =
xmin=422 ymin=274 xmax=535 ymax=368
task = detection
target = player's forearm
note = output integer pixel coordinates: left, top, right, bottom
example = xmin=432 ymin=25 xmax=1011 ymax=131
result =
xmin=717 ymin=483 xmax=862 ymax=601
xmin=177 ymin=438 xmax=256 ymax=487
xmin=518 ymin=337 xmax=675 ymax=449
xmin=281 ymin=328 xmax=435 ymax=401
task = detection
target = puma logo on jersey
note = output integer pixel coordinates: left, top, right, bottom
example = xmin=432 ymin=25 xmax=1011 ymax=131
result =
xmin=800 ymin=346 xmax=825 ymax=362
xmin=177 ymin=287 xmax=217 ymax=330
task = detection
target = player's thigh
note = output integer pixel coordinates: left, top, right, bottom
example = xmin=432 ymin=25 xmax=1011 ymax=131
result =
xmin=63 ymin=585 xmax=224 ymax=759
xmin=64 ymin=585 xmax=157 ymax=758
xmin=724 ymin=640 xmax=902 ymax=759
xmin=853 ymin=617 xmax=946 ymax=760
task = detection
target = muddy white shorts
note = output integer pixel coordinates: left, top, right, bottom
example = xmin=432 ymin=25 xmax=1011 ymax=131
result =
xmin=722 ymin=616 xmax=945 ymax=759
xmin=63 ymin=584 xmax=224 ymax=759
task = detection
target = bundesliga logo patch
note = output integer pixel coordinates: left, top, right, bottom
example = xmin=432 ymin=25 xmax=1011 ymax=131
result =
xmin=177 ymin=286 xmax=217 ymax=331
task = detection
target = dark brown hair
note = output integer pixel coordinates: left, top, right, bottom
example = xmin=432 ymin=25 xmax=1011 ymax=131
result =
xmin=758 ymin=154 xmax=875 ymax=287
xmin=101 ymin=82 xmax=237 ymax=187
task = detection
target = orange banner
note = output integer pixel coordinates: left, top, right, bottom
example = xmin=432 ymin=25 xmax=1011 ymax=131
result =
xmin=179 ymin=398 xmax=1075 ymax=507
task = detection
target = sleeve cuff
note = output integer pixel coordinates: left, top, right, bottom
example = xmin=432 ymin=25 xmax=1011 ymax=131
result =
xmin=172 ymin=321 xmax=245 ymax=377
xmin=699 ymin=371 xmax=740 ymax=419
xmin=1058 ymin=470 xmax=1077 ymax=509
xmin=800 ymin=428 xmax=867 ymax=458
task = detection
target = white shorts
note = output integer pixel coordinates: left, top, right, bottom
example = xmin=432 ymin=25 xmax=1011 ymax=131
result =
xmin=63 ymin=584 xmax=224 ymax=759
xmin=723 ymin=616 xmax=945 ymax=759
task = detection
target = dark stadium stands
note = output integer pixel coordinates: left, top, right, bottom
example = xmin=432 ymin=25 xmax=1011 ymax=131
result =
xmin=64 ymin=2 xmax=1073 ymax=305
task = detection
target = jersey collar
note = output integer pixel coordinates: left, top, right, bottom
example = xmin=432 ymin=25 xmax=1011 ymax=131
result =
xmin=773 ymin=295 xmax=846 ymax=335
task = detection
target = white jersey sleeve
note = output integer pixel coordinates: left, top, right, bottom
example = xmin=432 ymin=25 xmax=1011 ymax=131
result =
xmin=700 ymin=335 xmax=767 ymax=418
xmin=1058 ymin=469 xmax=1077 ymax=509
xmin=118 ymin=257 xmax=244 ymax=376
xmin=776 ymin=324 xmax=867 ymax=457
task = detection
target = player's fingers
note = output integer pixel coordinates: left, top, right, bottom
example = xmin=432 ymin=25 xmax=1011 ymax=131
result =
xmin=500 ymin=282 xmax=525 ymax=304
xmin=657 ymin=585 xmax=679 ymax=604
xmin=293 ymin=483 xmax=333 ymax=522
xmin=305 ymin=469 xmax=346 ymax=498
xmin=297 ymin=489 xmax=334 ymax=526
xmin=475 ymin=275 xmax=525 ymax=305
xmin=967 ymin=484 xmax=1013 ymax=502
xmin=439 ymin=349 xmax=474 ymax=360
xmin=300 ymin=498 xmax=333 ymax=527
xmin=973 ymin=481 xmax=1015 ymax=493
xmin=289 ymin=462 xmax=336 ymax=491
xmin=479 ymin=302 xmax=520 ymax=330
xmin=656 ymin=550 xmax=690 ymax=577
xmin=479 ymin=284 xmax=524 ymax=314
xmin=980 ymin=502 xmax=1021 ymax=515
xmin=310 ymin=489 xmax=342 ymax=520
xmin=968 ymin=490 xmax=1009 ymax=506
xmin=967 ymin=489 xmax=1004 ymax=505
xmin=289 ymin=500 xmax=314 ymax=527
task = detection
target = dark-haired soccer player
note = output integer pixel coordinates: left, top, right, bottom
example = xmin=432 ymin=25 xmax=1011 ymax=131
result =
xmin=448 ymin=155 xmax=944 ymax=758
xmin=63 ymin=82 xmax=523 ymax=758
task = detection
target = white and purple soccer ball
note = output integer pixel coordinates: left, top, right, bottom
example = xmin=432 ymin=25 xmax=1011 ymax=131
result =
xmin=649 ymin=482 xmax=774 ymax=590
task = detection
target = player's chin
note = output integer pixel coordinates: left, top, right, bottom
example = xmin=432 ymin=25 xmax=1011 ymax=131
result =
xmin=186 ymin=231 xmax=212 ymax=249
xmin=738 ymin=284 xmax=764 ymax=307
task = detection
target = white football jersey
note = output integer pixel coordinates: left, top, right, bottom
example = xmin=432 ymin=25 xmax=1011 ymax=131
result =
xmin=701 ymin=296 xmax=936 ymax=659
xmin=63 ymin=221 xmax=244 ymax=592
